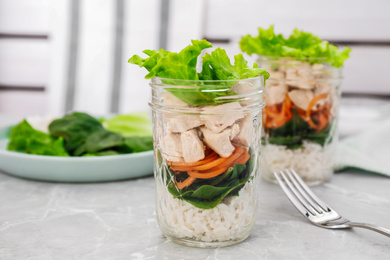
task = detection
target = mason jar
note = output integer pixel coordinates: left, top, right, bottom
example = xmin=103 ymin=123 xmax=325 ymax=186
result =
xmin=149 ymin=76 xmax=265 ymax=247
xmin=257 ymin=56 xmax=342 ymax=186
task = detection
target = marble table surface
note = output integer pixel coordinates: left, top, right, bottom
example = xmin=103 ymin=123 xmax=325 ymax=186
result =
xmin=1 ymin=99 xmax=390 ymax=260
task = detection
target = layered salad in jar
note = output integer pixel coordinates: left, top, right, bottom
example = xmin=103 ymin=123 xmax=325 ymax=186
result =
xmin=129 ymin=40 xmax=269 ymax=246
xmin=240 ymin=26 xmax=351 ymax=185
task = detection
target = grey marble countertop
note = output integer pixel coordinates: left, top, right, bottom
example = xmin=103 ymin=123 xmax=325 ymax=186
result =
xmin=0 ymin=170 xmax=389 ymax=259
xmin=1 ymin=98 xmax=390 ymax=260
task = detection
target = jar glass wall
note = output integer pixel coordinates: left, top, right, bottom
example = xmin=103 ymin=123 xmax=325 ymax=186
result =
xmin=149 ymin=77 xmax=265 ymax=247
xmin=258 ymin=56 xmax=342 ymax=186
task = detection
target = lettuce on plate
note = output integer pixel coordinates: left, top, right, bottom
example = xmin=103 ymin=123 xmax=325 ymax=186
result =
xmin=239 ymin=25 xmax=351 ymax=67
xmin=103 ymin=112 xmax=153 ymax=137
xmin=7 ymin=120 xmax=69 ymax=156
xmin=49 ymin=112 xmax=153 ymax=156
xmin=128 ymin=39 xmax=269 ymax=106
xmin=7 ymin=112 xmax=154 ymax=157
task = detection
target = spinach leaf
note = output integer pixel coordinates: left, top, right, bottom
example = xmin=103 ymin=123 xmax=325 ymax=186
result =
xmin=123 ymin=136 xmax=154 ymax=153
xmin=166 ymin=156 xmax=254 ymax=209
xmin=7 ymin=120 xmax=69 ymax=156
xmin=190 ymin=185 xmax=234 ymax=200
xmin=268 ymin=135 xmax=303 ymax=148
xmin=84 ymin=130 xmax=124 ymax=154
xmin=49 ymin=112 xmax=153 ymax=156
xmin=49 ymin=112 xmax=103 ymax=155
xmin=181 ymin=182 xmax=246 ymax=209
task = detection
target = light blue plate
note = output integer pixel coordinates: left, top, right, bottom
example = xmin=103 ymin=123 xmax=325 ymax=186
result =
xmin=0 ymin=126 xmax=154 ymax=182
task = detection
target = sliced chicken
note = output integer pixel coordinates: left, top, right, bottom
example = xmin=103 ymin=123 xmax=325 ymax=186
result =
xmin=314 ymin=82 xmax=332 ymax=96
xmin=286 ymin=63 xmax=315 ymax=90
xmin=200 ymin=102 xmax=244 ymax=133
xmin=312 ymin=63 xmax=334 ymax=79
xmin=266 ymin=84 xmax=288 ymax=106
xmin=181 ymin=129 xmax=205 ymax=162
xmin=166 ymin=114 xmax=203 ymax=133
xmin=313 ymin=82 xmax=334 ymax=110
xmin=288 ymin=89 xmax=314 ymax=111
xmin=269 ymin=71 xmax=285 ymax=80
xmin=164 ymin=154 xmax=184 ymax=162
xmin=230 ymin=81 xmax=256 ymax=106
xmin=162 ymin=131 xmax=183 ymax=162
xmin=232 ymin=115 xmax=253 ymax=147
xmin=201 ymin=124 xmax=240 ymax=158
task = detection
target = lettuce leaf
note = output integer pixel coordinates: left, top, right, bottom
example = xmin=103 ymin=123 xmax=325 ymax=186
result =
xmin=129 ymin=40 xmax=269 ymax=106
xmin=129 ymin=39 xmax=212 ymax=80
xmin=239 ymin=25 xmax=351 ymax=67
xmin=201 ymin=48 xmax=269 ymax=81
xmin=103 ymin=112 xmax=153 ymax=137
xmin=7 ymin=120 xmax=69 ymax=156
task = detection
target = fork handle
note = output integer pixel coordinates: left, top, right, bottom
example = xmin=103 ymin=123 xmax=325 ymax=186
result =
xmin=348 ymin=222 xmax=390 ymax=238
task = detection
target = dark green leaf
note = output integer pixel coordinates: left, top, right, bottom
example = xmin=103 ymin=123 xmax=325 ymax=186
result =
xmin=49 ymin=112 xmax=103 ymax=155
xmin=85 ymin=130 xmax=124 ymax=153
xmin=123 ymin=136 xmax=154 ymax=153
xmin=167 ymin=159 xmax=253 ymax=209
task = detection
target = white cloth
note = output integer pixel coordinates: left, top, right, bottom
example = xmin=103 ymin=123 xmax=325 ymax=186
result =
xmin=334 ymin=118 xmax=390 ymax=177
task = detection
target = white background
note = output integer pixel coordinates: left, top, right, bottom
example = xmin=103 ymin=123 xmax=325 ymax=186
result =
xmin=0 ymin=0 xmax=389 ymax=116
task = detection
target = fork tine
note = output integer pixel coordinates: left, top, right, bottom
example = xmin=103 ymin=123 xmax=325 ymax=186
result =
xmin=290 ymin=169 xmax=330 ymax=212
xmin=277 ymin=170 xmax=318 ymax=216
xmin=285 ymin=169 xmax=324 ymax=214
xmin=274 ymin=171 xmax=314 ymax=217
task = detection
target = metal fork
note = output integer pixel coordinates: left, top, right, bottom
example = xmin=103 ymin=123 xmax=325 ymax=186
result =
xmin=274 ymin=169 xmax=390 ymax=238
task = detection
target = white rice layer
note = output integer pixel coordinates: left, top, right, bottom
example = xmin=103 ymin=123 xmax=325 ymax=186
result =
xmin=261 ymin=140 xmax=334 ymax=183
xmin=156 ymin=182 xmax=256 ymax=242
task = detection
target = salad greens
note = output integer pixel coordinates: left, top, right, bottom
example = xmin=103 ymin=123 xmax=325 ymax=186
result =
xmin=265 ymin=108 xmax=334 ymax=149
xmin=167 ymin=158 xmax=253 ymax=209
xmin=129 ymin=39 xmax=269 ymax=106
xmin=7 ymin=120 xmax=69 ymax=156
xmin=239 ymin=25 xmax=351 ymax=67
xmin=7 ymin=112 xmax=153 ymax=157
xmin=102 ymin=111 xmax=153 ymax=137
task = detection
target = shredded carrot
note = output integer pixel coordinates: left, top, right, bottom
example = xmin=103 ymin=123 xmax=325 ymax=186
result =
xmin=303 ymin=93 xmax=331 ymax=132
xmin=171 ymin=146 xmax=245 ymax=172
xmin=188 ymin=149 xmax=251 ymax=179
xmin=305 ymin=93 xmax=329 ymax=120
xmin=175 ymin=176 xmax=196 ymax=190
xmin=171 ymin=146 xmax=251 ymax=189
xmin=168 ymin=152 xmax=218 ymax=168
xmin=263 ymin=96 xmax=294 ymax=129
xmin=187 ymin=168 xmax=227 ymax=179
xmin=317 ymin=112 xmax=328 ymax=131
xmin=234 ymin=150 xmax=251 ymax=165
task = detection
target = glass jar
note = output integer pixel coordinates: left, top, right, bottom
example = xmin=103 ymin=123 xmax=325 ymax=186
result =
xmin=257 ymin=56 xmax=342 ymax=186
xmin=149 ymin=76 xmax=265 ymax=247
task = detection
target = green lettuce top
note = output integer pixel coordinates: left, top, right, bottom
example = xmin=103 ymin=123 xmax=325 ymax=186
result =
xmin=239 ymin=25 xmax=351 ymax=68
xmin=128 ymin=39 xmax=270 ymax=106
xmin=129 ymin=39 xmax=269 ymax=81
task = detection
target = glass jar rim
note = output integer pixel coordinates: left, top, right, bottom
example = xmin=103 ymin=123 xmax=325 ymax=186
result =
xmin=150 ymin=75 xmax=265 ymax=84
xmin=257 ymin=55 xmax=330 ymax=63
